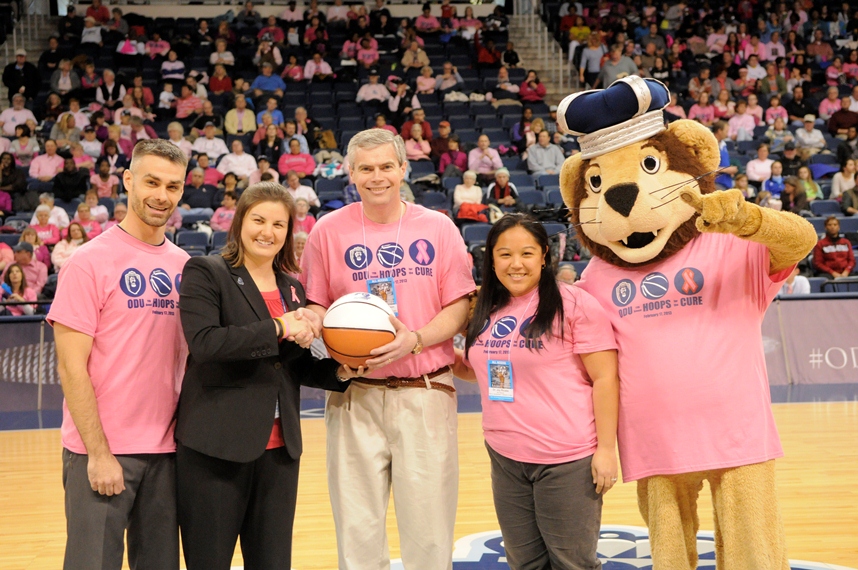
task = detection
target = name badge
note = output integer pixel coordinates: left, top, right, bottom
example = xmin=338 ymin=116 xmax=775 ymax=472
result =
xmin=367 ymin=277 xmax=398 ymax=316
xmin=487 ymin=359 xmax=514 ymax=402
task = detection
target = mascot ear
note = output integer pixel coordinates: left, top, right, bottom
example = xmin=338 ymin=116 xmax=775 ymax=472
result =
xmin=560 ymin=153 xmax=584 ymax=210
xmin=666 ymin=120 xmax=721 ymax=174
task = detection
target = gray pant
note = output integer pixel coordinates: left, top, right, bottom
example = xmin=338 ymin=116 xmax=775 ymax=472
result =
xmin=62 ymin=448 xmax=179 ymax=570
xmin=486 ymin=443 xmax=602 ymax=570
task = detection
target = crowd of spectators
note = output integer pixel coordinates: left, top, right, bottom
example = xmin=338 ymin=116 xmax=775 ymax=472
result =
xmin=2 ymin=0 xmax=858 ymax=306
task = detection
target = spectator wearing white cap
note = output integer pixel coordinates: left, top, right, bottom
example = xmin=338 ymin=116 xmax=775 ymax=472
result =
xmin=2 ymin=49 xmax=41 ymax=102
xmin=794 ymin=115 xmax=826 ymax=157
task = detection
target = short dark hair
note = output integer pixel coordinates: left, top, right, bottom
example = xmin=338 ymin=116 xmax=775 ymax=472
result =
xmin=130 ymin=139 xmax=189 ymax=171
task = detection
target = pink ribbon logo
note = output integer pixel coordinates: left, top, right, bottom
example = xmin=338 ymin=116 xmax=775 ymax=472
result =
xmin=681 ymin=269 xmax=698 ymax=294
xmin=291 ymin=285 xmax=299 ymax=303
xmin=413 ymin=240 xmax=431 ymax=265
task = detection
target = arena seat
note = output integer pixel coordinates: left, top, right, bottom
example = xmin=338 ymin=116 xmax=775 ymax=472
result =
xmin=810 ymin=200 xmax=842 ymax=217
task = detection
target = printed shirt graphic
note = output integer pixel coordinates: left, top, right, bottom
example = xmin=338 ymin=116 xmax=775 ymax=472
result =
xmin=48 ymin=226 xmax=190 ymax=455
xmin=300 ymin=202 xmax=475 ymax=379
xmin=576 ymin=232 xmax=792 ymax=481
xmin=467 ymin=285 xmax=617 ymax=464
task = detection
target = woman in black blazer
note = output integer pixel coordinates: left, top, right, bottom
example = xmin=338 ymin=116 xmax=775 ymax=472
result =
xmin=176 ymin=181 xmax=350 ymax=570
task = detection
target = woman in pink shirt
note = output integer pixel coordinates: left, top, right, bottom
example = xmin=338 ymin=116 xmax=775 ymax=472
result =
xmin=519 ymin=71 xmax=547 ymax=103
xmin=210 ymin=190 xmax=237 ymax=232
xmin=746 ymin=94 xmax=763 ymax=125
xmin=765 ymin=95 xmax=789 ymax=125
xmin=688 ymin=92 xmax=715 ymax=126
xmin=1 ymin=263 xmax=37 ymax=316
xmin=745 ymin=143 xmax=774 ymax=184
xmin=415 ymin=66 xmax=436 ymax=94
xmin=455 ymin=214 xmax=618 ymax=570
xmin=31 ymin=205 xmax=61 ymax=245
xmin=280 ymin=54 xmax=304 ymax=82
xmin=843 ymin=50 xmax=858 ymax=81
xmin=728 ymin=100 xmax=758 ymax=141
xmin=356 ymin=38 xmax=379 ymax=69
xmin=292 ymin=197 xmax=315 ymax=235
xmin=67 ymin=203 xmax=103 ymax=239
xmin=51 ymin=222 xmax=89 ymax=270
xmin=713 ymin=89 xmax=735 ymax=120
xmin=405 ymin=124 xmax=432 ymax=161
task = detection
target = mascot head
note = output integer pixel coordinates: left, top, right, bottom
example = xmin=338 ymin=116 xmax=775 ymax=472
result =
xmin=558 ymin=77 xmax=721 ymax=267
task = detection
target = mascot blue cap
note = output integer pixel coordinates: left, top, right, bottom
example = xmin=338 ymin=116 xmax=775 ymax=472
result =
xmin=556 ymin=76 xmax=671 ymax=160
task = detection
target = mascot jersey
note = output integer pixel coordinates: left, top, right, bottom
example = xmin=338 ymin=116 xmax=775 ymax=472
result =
xmin=577 ymin=232 xmax=792 ymax=481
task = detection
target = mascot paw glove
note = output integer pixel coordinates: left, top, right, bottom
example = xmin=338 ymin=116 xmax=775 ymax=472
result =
xmin=680 ymin=188 xmax=752 ymax=236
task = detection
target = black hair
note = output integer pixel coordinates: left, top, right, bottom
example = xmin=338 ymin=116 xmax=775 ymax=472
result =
xmin=465 ymin=214 xmax=565 ymax=358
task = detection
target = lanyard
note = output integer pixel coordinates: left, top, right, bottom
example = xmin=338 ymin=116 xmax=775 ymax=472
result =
xmin=360 ymin=200 xmax=404 ymax=266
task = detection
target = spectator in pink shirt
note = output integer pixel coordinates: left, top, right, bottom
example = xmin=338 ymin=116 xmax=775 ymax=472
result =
xmin=185 ymin=153 xmax=225 ymax=187
xmin=145 ymin=32 xmax=171 ymax=60
xmin=415 ymin=7 xmax=441 ymax=34
xmin=277 ymin=138 xmax=316 ymax=179
xmin=728 ymin=99 xmax=757 ymax=141
xmin=356 ymin=38 xmax=380 ymax=68
xmin=765 ymin=95 xmax=789 ymax=125
xmin=405 ymin=123 xmax=432 ymax=161
xmin=31 ymin=205 xmax=61 ymax=245
xmin=519 ymin=70 xmax=547 ymax=103
xmin=257 ymin=15 xmax=285 ymax=43
xmin=1 ymin=242 xmax=47 ymax=295
xmin=28 ymin=139 xmax=64 ymax=193
xmin=688 ymin=92 xmax=716 ymax=127
xmin=292 ymin=196 xmax=316 ymax=235
xmin=19 ymin=227 xmax=51 ymax=269
xmin=67 ymin=202 xmax=103 ymax=239
xmin=209 ymin=190 xmax=237 ymax=232
xmin=745 ymin=143 xmax=775 ymax=186
xmin=818 ymin=86 xmax=842 ymax=121
xmin=1 ymin=262 xmax=37 ymax=316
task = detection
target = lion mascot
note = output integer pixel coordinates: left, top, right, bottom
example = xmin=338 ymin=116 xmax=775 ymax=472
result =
xmin=557 ymin=77 xmax=818 ymax=569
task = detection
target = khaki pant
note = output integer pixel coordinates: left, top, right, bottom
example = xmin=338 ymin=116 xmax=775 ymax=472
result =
xmin=637 ymin=460 xmax=789 ymax=570
xmin=326 ymin=371 xmax=458 ymax=570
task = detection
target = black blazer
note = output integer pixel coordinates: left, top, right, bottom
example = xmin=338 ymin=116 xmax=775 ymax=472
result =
xmin=176 ymin=254 xmax=346 ymax=463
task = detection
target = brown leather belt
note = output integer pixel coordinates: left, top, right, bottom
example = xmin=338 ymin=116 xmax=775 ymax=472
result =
xmin=354 ymin=366 xmax=455 ymax=393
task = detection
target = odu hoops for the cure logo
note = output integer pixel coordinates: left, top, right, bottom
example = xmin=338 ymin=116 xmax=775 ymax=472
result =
xmin=611 ymin=279 xmax=636 ymax=307
xmin=149 ymin=269 xmax=173 ymax=297
xmin=640 ymin=272 xmax=670 ymax=300
xmin=674 ymin=267 xmax=705 ymax=295
xmin=120 ymin=268 xmax=146 ymax=298
xmin=376 ymin=242 xmax=405 ymax=268
xmin=491 ymin=317 xmax=518 ymax=339
xmin=409 ymin=239 xmax=436 ymax=266
xmin=344 ymin=245 xmax=372 ymax=270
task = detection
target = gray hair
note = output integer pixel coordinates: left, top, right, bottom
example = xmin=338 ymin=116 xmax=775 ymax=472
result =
xmin=294 ymin=231 xmax=309 ymax=241
xmin=191 ymin=167 xmax=205 ymax=176
xmin=35 ymin=204 xmax=51 ymax=214
xmin=39 ymin=192 xmax=55 ymax=202
xmin=167 ymin=121 xmax=184 ymax=136
xmin=347 ymin=129 xmax=407 ymax=167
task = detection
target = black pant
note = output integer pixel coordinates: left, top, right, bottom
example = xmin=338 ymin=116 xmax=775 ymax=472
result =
xmin=176 ymin=442 xmax=300 ymax=570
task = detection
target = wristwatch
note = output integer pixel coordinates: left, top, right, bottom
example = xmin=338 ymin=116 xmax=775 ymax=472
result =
xmin=411 ymin=331 xmax=424 ymax=355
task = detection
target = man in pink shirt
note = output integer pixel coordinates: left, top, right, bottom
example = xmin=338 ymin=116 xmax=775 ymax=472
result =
xmin=0 ymin=242 xmax=47 ymax=294
xmin=277 ymin=138 xmax=316 ymax=179
xmin=48 ymin=139 xmax=189 ymax=570
xmin=0 ymin=93 xmax=37 ymax=136
xmin=300 ymin=129 xmax=474 ymax=570
xmin=28 ymin=139 xmax=65 ymax=193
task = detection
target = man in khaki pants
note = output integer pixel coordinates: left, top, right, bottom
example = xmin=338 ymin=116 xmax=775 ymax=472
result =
xmin=301 ymin=129 xmax=475 ymax=569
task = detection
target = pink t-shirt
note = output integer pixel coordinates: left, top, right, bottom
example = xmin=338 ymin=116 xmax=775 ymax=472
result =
xmin=466 ymin=285 xmax=616 ymax=464
xmin=293 ymin=214 xmax=315 ymax=235
xmin=48 ymin=226 xmax=190 ymax=455
xmin=300 ymin=202 xmax=475 ymax=378
xmin=210 ymin=207 xmax=236 ymax=232
xmin=90 ymin=173 xmax=119 ymax=198
xmin=576 ymin=233 xmax=791 ymax=481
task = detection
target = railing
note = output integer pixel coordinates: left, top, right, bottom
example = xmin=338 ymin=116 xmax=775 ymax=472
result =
xmin=512 ymin=0 xmax=573 ymax=94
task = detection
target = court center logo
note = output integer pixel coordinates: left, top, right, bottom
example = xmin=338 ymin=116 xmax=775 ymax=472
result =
xmin=491 ymin=317 xmax=517 ymax=339
xmin=674 ymin=267 xmax=705 ymax=295
xmin=409 ymin=239 xmax=436 ymax=266
xmin=389 ymin=527 xmax=858 ymax=570
xmin=377 ymin=242 xmax=405 ymax=268
xmin=119 ymin=268 xmax=146 ymax=298
xmin=344 ymin=245 xmax=372 ymax=270
xmin=640 ymin=272 xmax=669 ymax=300
xmin=149 ymin=269 xmax=173 ymax=297
xmin=611 ymin=279 xmax=636 ymax=307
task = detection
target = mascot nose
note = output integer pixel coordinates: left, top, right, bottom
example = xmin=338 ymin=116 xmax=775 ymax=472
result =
xmin=604 ymin=183 xmax=639 ymax=218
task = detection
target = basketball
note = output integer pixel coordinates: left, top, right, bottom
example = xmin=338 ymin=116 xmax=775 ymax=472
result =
xmin=322 ymin=292 xmax=396 ymax=369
